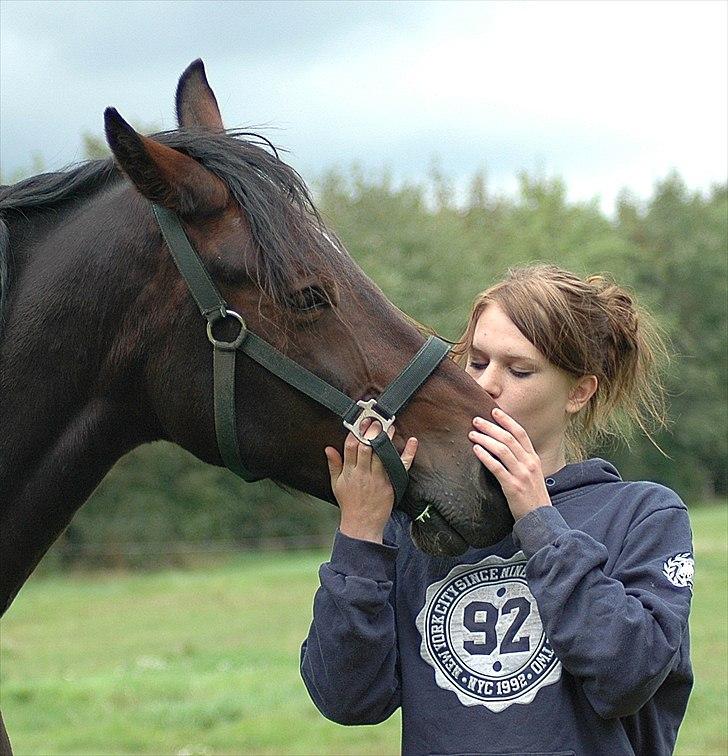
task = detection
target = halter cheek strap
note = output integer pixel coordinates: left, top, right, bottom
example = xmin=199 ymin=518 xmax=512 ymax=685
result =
xmin=152 ymin=203 xmax=450 ymax=512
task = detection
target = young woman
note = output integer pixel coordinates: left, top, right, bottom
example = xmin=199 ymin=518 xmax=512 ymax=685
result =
xmin=300 ymin=265 xmax=694 ymax=756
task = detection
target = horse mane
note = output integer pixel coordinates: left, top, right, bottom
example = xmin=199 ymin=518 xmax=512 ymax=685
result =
xmin=0 ymin=129 xmax=346 ymax=334
xmin=0 ymin=220 xmax=8 ymax=339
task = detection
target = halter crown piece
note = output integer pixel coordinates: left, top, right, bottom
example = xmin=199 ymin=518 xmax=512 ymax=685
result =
xmin=151 ymin=204 xmax=451 ymax=517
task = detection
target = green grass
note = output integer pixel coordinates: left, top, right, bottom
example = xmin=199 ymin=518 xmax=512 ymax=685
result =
xmin=676 ymin=503 xmax=728 ymax=755
xmin=1 ymin=503 xmax=725 ymax=755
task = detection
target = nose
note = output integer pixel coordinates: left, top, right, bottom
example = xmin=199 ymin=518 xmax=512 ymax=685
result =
xmin=475 ymin=363 xmax=501 ymax=400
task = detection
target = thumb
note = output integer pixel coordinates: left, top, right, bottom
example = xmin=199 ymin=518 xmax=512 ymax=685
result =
xmin=324 ymin=446 xmax=343 ymax=484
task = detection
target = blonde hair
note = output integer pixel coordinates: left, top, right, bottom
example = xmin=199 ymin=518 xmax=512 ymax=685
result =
xmin=452 ymin=264 xmax=672 ymax=462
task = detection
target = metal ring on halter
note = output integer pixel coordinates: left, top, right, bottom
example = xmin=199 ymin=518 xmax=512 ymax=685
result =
xmin=206 ymin=309 xmax=248 ymax=350
xmin=342 ymin=398 xmax=395 ymax=445
xmin=414 ymin=504 xmax=433 ymax=523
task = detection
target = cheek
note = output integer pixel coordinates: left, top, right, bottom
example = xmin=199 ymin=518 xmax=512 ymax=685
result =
xmin=511 ymin=377 xmax=550 ymax=406
xmin=507 ymin=380 xmax=565 ymax=429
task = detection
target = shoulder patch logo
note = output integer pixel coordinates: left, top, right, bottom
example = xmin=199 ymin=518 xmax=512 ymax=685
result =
xmin=662 ymin=552 xmax=694 ymax=589
xmin=416 ymin=552 xmax=561 ymax=712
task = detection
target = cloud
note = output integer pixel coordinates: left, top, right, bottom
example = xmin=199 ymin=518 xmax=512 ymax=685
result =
xmin=1 ymin=0 xmax=443 ymax=74
xmin=1 ymin=0 xmax=725 ymax=213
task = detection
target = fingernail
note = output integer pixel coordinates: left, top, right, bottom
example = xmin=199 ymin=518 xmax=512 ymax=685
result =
xmin=474 ymin=416 xmax=484 ymax=424
xmin=492 ymin=408 xmax=501 ymax=415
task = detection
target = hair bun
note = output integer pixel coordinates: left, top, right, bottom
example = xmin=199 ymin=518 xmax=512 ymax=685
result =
xmin=586 ymin=274 xmax=639 ymax=336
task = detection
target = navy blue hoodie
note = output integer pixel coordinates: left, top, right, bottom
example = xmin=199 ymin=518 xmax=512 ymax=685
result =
xmin=300 ymin=459 xmax=694 ymax=756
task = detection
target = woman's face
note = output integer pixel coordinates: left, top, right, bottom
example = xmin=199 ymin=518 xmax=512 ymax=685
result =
xmin=465 ymin=303 xmax=587 ymax=461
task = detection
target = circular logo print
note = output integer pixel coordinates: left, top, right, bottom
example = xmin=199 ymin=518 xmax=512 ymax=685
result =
xmin=662 ymin=552 xmax=694 ymax=590
xmin=416 ymin=552 xmax=561 ymax=712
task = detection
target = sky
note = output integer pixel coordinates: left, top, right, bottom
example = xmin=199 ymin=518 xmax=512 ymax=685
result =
xmin=1 ymin=0 xmax=726 ymax=214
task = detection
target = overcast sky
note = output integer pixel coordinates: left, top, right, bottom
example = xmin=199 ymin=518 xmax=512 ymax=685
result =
xmin=1 ymin=0 xmax=726 ymax=214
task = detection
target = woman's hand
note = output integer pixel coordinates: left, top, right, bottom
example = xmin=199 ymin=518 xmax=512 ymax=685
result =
xmin=325 ymin=419 xmax=418 ymax=544
xmin=469 ymin=407 xmax=552 ymax=521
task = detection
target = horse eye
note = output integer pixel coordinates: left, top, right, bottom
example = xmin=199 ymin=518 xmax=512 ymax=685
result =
xmin=289 ymin=285 xmax=331 ymax=312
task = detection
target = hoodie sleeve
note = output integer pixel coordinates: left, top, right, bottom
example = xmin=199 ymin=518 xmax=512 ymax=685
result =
xmin=512 ymin=492 xmax=693 ymax=719
xmin=299 ymin=528 xmax=402 ymax=725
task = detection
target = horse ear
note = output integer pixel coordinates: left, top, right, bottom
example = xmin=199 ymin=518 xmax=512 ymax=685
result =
xmin=104 ymin=107 xmax=228 ymax=216
xmin=176 ymin=59 xmax=225 ymax=132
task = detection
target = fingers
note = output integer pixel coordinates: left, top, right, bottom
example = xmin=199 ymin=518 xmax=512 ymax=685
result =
xmin=342 ymin=430 xmax=359 ymax=471
xmin=469 ymin=428 xmax=520 ymax=470
xmin=489 ymin=408 xmax=536 ymax=453
xmin=472 ymin=440 xmax=507 ymax=474
xmin=400 ymin=437 xmax=418 ymax=471
xmin=335 ymin=419 xmax=416 ymax=478
xmin=324 ymin=446 xmax=343 ymax=486
xmin=381 ymin=423 xmax=417 ymax=472
xmin=471 ymin=409 xmax=533 ymax=464
xmin=358 ymin=418 xmax=380 ymax=473
xmin=341 ymin=418 xmax=378 ymax=476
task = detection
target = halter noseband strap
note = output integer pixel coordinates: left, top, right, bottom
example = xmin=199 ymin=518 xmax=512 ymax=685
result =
xmin=151 ymin=203 xmax=451 ymax=511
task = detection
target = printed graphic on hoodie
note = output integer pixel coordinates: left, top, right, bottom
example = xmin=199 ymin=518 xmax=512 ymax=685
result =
xmin=662 ymin=552 xmax=694 ymax=590
xmin=416 ymin=552 xmax=561 ymax=712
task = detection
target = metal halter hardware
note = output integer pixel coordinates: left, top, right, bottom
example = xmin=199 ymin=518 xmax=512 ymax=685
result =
xmin=151 ymin=203 xmax=451 ymax=510
xmin=206 ymin=310 xmax=247 ymax=350
xmin=342 ymin=398 xmax=395 ymax=445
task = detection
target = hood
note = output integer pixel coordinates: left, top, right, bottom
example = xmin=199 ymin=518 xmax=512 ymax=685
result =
xmin=545 ymin=457 xmax=621 ymax=498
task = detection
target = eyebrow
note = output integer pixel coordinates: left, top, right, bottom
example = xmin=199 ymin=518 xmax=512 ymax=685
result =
xmin=469 ymin=345 xmax=541 ymax=364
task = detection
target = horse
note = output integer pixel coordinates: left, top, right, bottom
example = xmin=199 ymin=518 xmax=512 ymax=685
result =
xmin=0 ymin=58 xmax=513 ymax=608
xmin=0 ymin=58 xmax=510 ymax=748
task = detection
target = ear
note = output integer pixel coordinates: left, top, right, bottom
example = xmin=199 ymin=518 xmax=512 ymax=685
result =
xmin=566 ymin=375 xmax=598 ymax=415
xmin=176 ymin=59 xmax=224 ymax=132
xmin=104 ymin=107 xmax=228 ymax=216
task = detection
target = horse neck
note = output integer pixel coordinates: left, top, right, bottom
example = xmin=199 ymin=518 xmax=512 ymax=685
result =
xmin=0 ymin=187 xmax=161 ymax=614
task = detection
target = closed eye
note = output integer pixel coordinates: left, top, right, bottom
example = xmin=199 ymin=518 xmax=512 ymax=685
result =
xmin=468 ymin=361 xmax=532 ymax=378
xmin=288 ymin=285 xmax=332 ymax=312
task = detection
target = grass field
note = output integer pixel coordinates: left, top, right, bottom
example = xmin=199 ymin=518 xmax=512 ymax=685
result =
xmin=1 ymin=503 xmax=725 ymax=755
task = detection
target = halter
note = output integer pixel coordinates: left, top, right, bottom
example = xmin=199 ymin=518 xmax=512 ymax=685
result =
xmin=152 ymin=204 xmax=451 ymax=513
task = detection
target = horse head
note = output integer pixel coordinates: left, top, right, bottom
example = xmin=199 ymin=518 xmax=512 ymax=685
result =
xmin=102 ymin=60 xmax=512 ymax=557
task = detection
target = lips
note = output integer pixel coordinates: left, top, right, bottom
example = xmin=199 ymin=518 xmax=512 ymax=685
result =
xmin=409 ymin=502 xmax=469 ymax=556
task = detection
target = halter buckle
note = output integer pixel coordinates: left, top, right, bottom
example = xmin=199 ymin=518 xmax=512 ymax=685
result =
xmin=343 ymin=398 xmax=395 ymax=446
